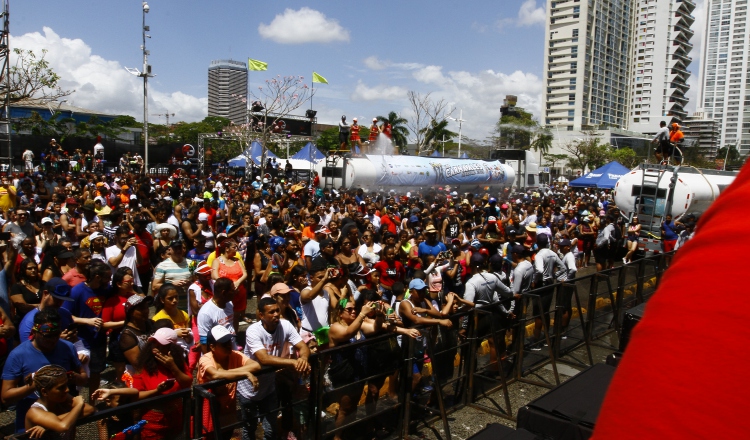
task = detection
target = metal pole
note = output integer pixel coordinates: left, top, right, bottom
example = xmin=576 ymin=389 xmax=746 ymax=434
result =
xmin=142 ymin=4 xmax=148 ymax=174
xmin=457 ymin=109 xmax=463 ymax=158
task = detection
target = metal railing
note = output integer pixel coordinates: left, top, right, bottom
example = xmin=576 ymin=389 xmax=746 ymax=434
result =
xmin=3 ymin=252 xmax=672 ymax=440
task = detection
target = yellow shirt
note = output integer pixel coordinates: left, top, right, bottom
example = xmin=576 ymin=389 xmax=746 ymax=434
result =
xmin=0 ymin=185 xmax=16 ymax=212
xmin=152 ymin=309 xmax=190 ymax=329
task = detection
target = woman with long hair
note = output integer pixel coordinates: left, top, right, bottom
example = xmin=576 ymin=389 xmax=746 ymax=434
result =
xmin=212 ymin=239 xmax=248 ymax=331
xmin=335 ymin=235 xmax=367 ymax=271
xmin=624 ymin=217 xmax=641 ymax=264
xmin=252 ymin=236 xmax=271 ymax=301
xmin=10 ymin=258 xmax=43 ymax=322
xmin=101 ymin=267 xmax=137 ymax=382
xmin=118 ymin=294 xmax=155 ymax=378
xmin=152 ymin=283 xmax=192 ymax=355
xmin=133 ymin=328 xmax=193 ymax=440
xmin=357 ymin=229 xmax=381 ymax=267
xmin=24 ymin=365 xmax=95 ymax=439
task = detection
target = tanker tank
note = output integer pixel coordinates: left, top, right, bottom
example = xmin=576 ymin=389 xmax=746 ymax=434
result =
xmin=316 ymin=154 xmax=516 ymax=192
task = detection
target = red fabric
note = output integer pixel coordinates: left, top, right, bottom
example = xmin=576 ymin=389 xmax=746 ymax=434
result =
xmin=350 ymin=124 xmax=361 ymax=142
xmin=593 ymin=163 xmax=750 ymax=439
xmin=380 ymin=215 xmax=399 ymax=235
xmin=199 ymin=207 xmax=217 ymax=229
xmin=134 ymin=229 xmax=153 ymax=273
xmin=133 ymin=364 xmax=191 ymax=439
xmin=373 ymin=259 xmax=405 ymax=289
xmin=102 ymin=293 xmax=130 ymax=325
xmin=369 ymin=124 xmax=379 ymax=142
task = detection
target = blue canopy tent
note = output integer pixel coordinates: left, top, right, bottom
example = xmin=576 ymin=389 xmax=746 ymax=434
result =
xmin=430 ymin=150 xmax=442 ymax=157
xmin=291 ymin=142 xmax=325 ymax=162
xmin=227 ymin=155 xmax=248 ymax=167
xmin=569 ymin=161 xmax=631 ymax=189
xmin=460 ymin=152 xmax=469 ymax=159
xmin=245 ymin=141 xmax=279 ymax=165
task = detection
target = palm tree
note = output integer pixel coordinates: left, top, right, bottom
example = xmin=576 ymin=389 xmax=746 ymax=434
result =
xmin=376 ymin=111 xmax=410 ymax=152
xmin=420 ymin=119 xmax=457 ymax=155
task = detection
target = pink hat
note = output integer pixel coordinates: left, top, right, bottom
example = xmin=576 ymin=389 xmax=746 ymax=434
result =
xmin=270 ymin=283 xmax=293 ymax=296
xmin=148 ymin=328 xmax=178 ymax=346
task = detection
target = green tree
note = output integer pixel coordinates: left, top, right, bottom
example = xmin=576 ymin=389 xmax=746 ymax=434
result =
xmin=8 ymin=48 xmax=74 ymax=104
xmin=562 ymin=132 xmax=611 ymax=172
xmin=493 ymin=109 xmax=537 ymax=149
xmin=315 ymin=127 xmax=339 ymax=153
xmin=377 ymin=111 xmax=410 ymax=152
xmin=608 ymin=147 xmax=639 ymax=169
xmin=420 ymin=119 xmax=457 ymax=154
xmin=530 ymin=130 xmax=553 ymax=156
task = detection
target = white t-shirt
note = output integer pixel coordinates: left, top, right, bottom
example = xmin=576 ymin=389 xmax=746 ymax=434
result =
xmin=300 ymin=288 xmax=329 ymax=333
xmin=187 ymin=280 xmax=214 ymax=317
xmin=304 ymin=239 xmax=320 ymax=260
xmin=197 ymin=299 xmax=235 ymax=346
xmin=238 ymin=320 xmax=302 ymax=400
xmin=105 ymin=245 xmax=142 ymax=287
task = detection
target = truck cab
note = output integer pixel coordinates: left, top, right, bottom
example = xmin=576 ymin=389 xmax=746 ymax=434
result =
xmin=488 ymin=149 xmax=540 ymax=190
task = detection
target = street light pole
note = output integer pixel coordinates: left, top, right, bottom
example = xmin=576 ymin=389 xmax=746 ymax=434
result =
xmin=447 ymin=111 xmax=465 ymax=158
xmin=141 ymin=1 xmax=151 ymax=175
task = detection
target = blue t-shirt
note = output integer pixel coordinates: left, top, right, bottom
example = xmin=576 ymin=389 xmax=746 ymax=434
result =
xmin=288 ymin=285 xmax=303 ymax=320
xmin=18 ymin=308 xmax=74 ymax=342
xmin=1 ymin=340 xmax=81 ymax=433
xmin=662 ymin=221 xmax=679 ymax=241
xmin=418 ymin=241 xmax=447 ymax=260
xmin=62 ymin=283 xmax=109 ymax=349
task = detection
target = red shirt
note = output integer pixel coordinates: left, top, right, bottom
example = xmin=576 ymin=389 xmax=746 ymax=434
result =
xmin=199 ymin=207 xmax=217 ymax=229
xmin=134 ymin=229 xmax=153 ymax=274
xmin=380 ymin=214 xmax=399 ymax=235
xmin=373 ymin=259 xmax=405 ymax=289
xmin=102 ymin=293 xmax=130 ymax=337
xmin=133 ymin=363 xmax=191 ymax=395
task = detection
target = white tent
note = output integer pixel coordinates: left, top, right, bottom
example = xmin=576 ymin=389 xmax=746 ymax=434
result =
xmin=555 ymin=176 xmax=569 ymax=183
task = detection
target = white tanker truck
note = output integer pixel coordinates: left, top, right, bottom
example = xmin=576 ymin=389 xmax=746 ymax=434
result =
xmin=314 ymin=154 xmax=526 ymax=193
xmin=613 ymin=163 xmax=737 ymax=253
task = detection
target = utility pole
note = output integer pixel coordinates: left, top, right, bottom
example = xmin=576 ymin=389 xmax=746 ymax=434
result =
xmin=126 ymin=2 xmax=154 ymax=175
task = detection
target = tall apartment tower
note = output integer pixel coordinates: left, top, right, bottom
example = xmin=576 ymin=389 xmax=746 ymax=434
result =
xmin=697 ymin=0 xmax=750 ymax=154
xmin=208 ymin=59 xmax=248 ymax=125
xmin=543 ymin=0 xmax=635 ymax=131
xmin=628 ymin=0 xmax=696 ymax=134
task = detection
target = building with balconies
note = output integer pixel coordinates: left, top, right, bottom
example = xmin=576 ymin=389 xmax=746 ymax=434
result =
xmin=628 ymin=0 xmax=695 ymax=134
xmin=681 ymin=111 xmax=722 ymax=159
xmin=697 ymin=0 xmax=750 ymax=155
xmin=542 ymin=0 xmax=635 ymax=132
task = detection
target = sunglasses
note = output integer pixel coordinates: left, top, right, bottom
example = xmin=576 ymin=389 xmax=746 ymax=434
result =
xmin=344 ymin=307 xmax=356 ymax=313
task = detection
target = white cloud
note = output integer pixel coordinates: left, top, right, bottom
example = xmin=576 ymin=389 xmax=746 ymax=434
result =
xmin=11 ymin=27 xmax=207 ymax=122
xmin=363 ymin=56 xmax=388 ymax=70
xmin=258 ymin=8 xmax=350 ymax=44
xmin=517 ymin=0 xmax=546 ymax=26
xmin=351 ymin=81 xmax=407 ymax=101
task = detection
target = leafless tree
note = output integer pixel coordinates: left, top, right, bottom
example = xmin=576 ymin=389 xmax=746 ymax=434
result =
xmin=405 ymin=91 xmax=454 ymax=156
xmin=224 ymin=75 xmax=311 ymax=176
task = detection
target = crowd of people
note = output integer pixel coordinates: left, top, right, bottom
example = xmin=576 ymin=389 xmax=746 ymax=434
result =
xmin=0 ymin=154 xmax=695 ymax=440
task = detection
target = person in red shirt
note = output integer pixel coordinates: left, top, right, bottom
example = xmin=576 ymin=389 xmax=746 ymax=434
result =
xmin=102 ymin=267 xmax=137 ymax=381
xmin=372 ymin=245 xmax=405 ymax=302
xmin=199 ymin=198 xmax=217 ymax=230
xmin=380 ymin=208 xmax=399 ymax=235
xmin=350 ymin=117 xmax=362 ymax=150
xmin=132 ymin=328 xmax=193 ymax=440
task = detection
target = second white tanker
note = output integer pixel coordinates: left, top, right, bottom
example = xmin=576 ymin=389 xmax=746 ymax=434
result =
xmin=315 ymin=154 xmax=522 ymax=192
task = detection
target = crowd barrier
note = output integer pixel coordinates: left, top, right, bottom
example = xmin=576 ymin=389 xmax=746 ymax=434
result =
xmin=0 ymin=252 xmax=672 ymax=440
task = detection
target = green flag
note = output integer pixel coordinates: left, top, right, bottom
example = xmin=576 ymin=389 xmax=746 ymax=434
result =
xmin=248 ymin=58 xmax=268 ymax=71
xmin=312 ymin=72 xmax=328 ymax=84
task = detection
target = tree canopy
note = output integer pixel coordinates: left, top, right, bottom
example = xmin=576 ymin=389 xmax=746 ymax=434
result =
xmin=8 ymin=49 xmax=73 ymax=104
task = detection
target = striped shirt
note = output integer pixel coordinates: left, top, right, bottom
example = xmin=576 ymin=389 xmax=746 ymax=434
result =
xmin=154 ymin=258 xmax=191 ymax=286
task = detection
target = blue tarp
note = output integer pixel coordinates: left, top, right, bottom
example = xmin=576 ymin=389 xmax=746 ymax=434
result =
xmin=291 ymin=142 xmax=325 ymax=162
xmin=227 ymin=155 xmax=248 ymax=167
xmin=569 ymin=161 xmax=631 ymax=189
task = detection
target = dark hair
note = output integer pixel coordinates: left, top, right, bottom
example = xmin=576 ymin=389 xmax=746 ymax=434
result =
xmin=85 ymin=259 xmax=111 ymax=281
xmin=115 ymin=225 xmax=131 ymax=237
xmin=34 ymin=307 xmax=60 ymax=327
xmin=112 ymin=267 xmax=134 ymax=290
xmin=258 ymin=297 xmax=277 ymax=314
xmin=153 ymin=319 xmax=174 ymax=330
xmin=73 ymin=247 xmax=91 ymax=259
xmin=18 ymin=258 xmax=38 ymax=282
xmin=214 ymin=277 xmax=234 ymax=297
xmin=29 ymin=365 xmax=67 ymax=393
xmin=288 ymin=264 xmax=307 ymax=280
xmin=218 ymin=239 xmax=236 ymax=255
xmin=267 ymin=272 xmax=285 ymax=288
xmin=155 ymin=283 xmax=179 ymax=312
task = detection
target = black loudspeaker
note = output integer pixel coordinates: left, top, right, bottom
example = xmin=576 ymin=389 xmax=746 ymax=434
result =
xmin=516 ymin=363 xmax=616 ymax=440
xmin=619 ymin=302 xmax=647 ymax=351
xmin=468 ymin=424 xmax=538 ymax=440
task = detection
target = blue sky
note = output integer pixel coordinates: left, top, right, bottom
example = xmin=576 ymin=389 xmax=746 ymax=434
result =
xmin=11 ymin=0 xmax=704 ymax=141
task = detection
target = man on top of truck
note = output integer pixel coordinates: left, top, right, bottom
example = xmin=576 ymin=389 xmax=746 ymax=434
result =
xmin=652 ymin=121 xmax=671 ymax=164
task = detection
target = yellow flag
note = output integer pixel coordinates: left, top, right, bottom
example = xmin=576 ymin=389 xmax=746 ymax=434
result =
xmin=248 ymin=58 xmax=268 ymax=71
xmin=312 ymin=72 xmax=328 ymax=84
